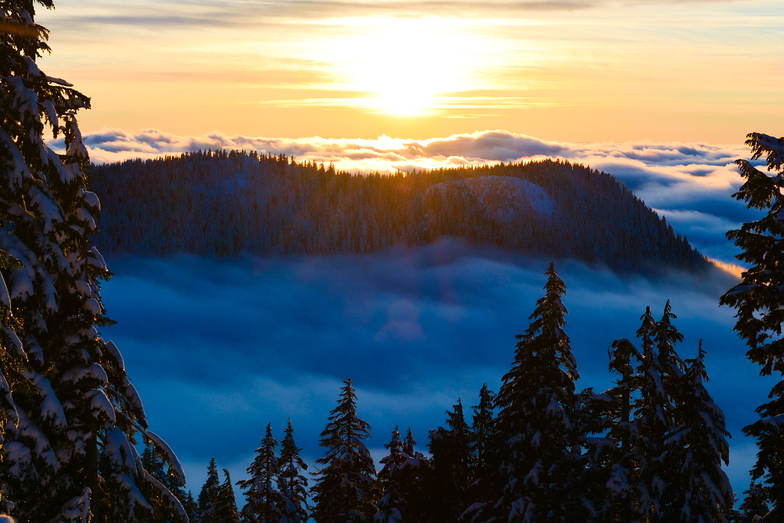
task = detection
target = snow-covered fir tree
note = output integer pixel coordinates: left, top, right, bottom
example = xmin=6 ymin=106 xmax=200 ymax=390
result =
xmin=427 ymin=399 xmax=471 ymax=523
xmin=397 ymin=429 xmax=429 ymax=523
xmin=182 ymin=491 xmax=199 ymax=523
xmin=631 ymin=305 xmax=669 ymax=520
xmin=462 ymin=384 xmax=499 ymax=523
xmin=470 ymin=384 xmax=496 ymax=485
xmin=311 ymin=378 xmax=378 ymax=523
xmin=598 ymin=337 xmax=645 ymax=522
xmin=239 ymin=423 xmax=286 ymax=523
xmin=653 ymin=300 xmax=686 ymax=394
xmin=277 ymin=419 xmax=309 ymax=523
xmin=720 ymin=132 xmax=784 ymax=522
xmin=659 ymin=341 xmax=733 ymax=522
xmin=216 ymin=469 xmax=240 ymax=523
xmin=374 ymin=426 xmax=409 ymax=523
xmin=493 ymin=262 xmax=585 ymax=523
xmin=1 ymin=1 xmax=186 ymax=521
xmin=198 ymin=458 xmax=221 ymax=522
xmin=736 ymin=482 xmax=770 ymax=523
xmin=402 ymin=429 xmax=415 ymax=457
xmin=649 ymin=301 xmax=691 ymax=521
xmin=141 ymin=442 xmax=189 ymax=523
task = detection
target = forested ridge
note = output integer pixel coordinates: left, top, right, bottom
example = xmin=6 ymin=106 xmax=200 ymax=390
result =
xmin=90 ymin=150 xmax=707 ymax=272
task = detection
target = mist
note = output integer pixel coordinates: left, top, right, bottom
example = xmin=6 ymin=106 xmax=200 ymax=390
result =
xmin=100 ymin=239 xmax=762 ymax=500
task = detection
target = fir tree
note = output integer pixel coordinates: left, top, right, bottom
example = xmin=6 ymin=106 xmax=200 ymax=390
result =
xmin=402 ymin=429 xmax=416 ymax=457
xmin=720 ymin=132 xmax=784 ymax=521
xmin=216 ymin=469 xmax=240 ymax=523
xmin=1 ymin=1 xmax=186 ymax=521
xmin=374 ymin=427 xmax=408 ymax=523
xmin=198 ymin=458 xmax=221 ymax=522
xmin=397 ymin=429 xmax=429 ymax=523
xmin=427 ymin=399 xmax=471 ymax=523
xmin=736 ymin=482 xmax=770 ymax=523
xmin=462 ymin=384 xmax=500 ymax=523
xmin=141 ymin=442 xmax=188 ymax=523
xmin=470 ymin=384 xmax=496 ymax=483
xmin=182 ymin=491 xmax=199 ymax=523
xmin=632 ymin=305 xmax=668 ymax=520
xmin=601 ymin=337 xmax=644 ymax=522
xmin=239 ymin=423 xmax=286 ymax=523
xmin=659 ymin=341 xmax=733 ymax=522
xmin=493 ymin=262 xmax=584 ymax=523
xmin=277 ymin=419 xmax=309 ymax=523
xmin=311 ymin=378 xmax=378 ymax=523
xmin=654 ymin=300 xmax=686 ymax=407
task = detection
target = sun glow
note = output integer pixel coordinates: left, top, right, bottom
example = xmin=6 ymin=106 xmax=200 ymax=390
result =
xmin=323 ymin=19 xmax=491 ymax=116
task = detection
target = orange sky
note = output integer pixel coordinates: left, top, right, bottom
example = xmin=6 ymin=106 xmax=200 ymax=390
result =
xmin=37 ymin=0 xmax=784 ymax=143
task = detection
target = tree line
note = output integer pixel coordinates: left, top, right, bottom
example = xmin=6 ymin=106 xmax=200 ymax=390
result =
xmin=89 ymin=151 xmax=707 ymax=273
xmin=175 ymin=264 xmax=752 ymax=523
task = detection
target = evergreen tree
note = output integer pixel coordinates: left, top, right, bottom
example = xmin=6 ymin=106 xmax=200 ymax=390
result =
xmin=462 ymin=384 xmax=500 ymax=523
xmin=216 ymin=469 xmax=240 ymax=523
xmin=654 ymin=300 xmax=686 ymax=406
xmin=470 ymin=384 xmax=496 ymax=483
xmin=397 ymin=429 xmax=429 ymax=523
xmin=374 ymin=427 xmax=408 ymax=523
xmin=720 ymin=132 xmax=784 ymax=521
xmin=182 ymin=491 xmax=200 ymax=523
xmin=402 ymin=429 xmax=416 ymax=457
xmin=427 ymin=399 xmax=471 ymax=523
xmin=277 ymin=419 xmax=309 ymax=523
xmin=601 ymin=337 xmax=644 ymax=522
xmin=632 ymin=305 xmax=668 ymax=520
xmin=659 ymin=341 xmax=733 ymax=522
xmin=1 ymin=1 xmax=186 ymax=521
xmin=650 ymin=301 xmax=690 ymax=520
xmin=311 ymin=378 xmax=378 ymax=523
xmin=239 ymin=423 xmax=286 ymax=523
xmin=141 ymin=442 xmax=188 ymax=523
xmin=198 ymin=458 xmax=221 ymax=522
xmin=736 ymin=482 xmax=770 ymax=523
xmin=493 ymin=262 xmax=584 ymax=522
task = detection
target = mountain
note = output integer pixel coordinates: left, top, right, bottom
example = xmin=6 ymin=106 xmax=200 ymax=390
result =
xmin=89 ymin=149 xmax=707 ymax=272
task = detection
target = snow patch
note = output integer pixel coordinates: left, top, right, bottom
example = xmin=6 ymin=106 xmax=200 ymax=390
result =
xmin=426 ymin=175 xmax=555 ymax=224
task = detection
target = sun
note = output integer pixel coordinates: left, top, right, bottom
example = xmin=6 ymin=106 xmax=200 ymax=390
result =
xmin=325 ymin=19 xmax=486 ymax=116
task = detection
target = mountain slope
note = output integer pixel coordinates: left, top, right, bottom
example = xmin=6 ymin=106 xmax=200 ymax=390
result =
xmin=89 ymin=150 xmax=707 ymax=272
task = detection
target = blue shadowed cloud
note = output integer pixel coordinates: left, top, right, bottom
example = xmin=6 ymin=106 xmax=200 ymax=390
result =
xmin=100 ymin=241 xmax=764 ymax=498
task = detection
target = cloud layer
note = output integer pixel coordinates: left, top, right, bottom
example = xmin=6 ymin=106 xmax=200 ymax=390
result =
xmin=101 ymin=241 xmax=762 ymax=501
xmin=53 ymin=127 xmax=761 ymax=265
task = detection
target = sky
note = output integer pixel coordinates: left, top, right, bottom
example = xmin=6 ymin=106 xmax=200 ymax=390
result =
xmin=37 ymin=0 xmax=784 ymax=143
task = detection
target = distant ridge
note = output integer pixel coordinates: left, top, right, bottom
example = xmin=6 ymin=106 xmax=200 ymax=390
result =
xmin=90 ymin=149 xmax=707 ymax=272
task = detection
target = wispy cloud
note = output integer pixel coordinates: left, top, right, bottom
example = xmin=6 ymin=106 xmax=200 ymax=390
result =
xmin=46 ymin=0 xmax=767 ymax=31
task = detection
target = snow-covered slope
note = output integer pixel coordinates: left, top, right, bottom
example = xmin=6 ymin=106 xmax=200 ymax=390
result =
xmin=426 ymin=176 xmax=555 ymax=224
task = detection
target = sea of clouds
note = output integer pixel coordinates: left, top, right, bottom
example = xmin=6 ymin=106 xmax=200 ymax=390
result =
xmin=103 ymin=244 xmax=764 ymax=500
xmin=89 ymin=128 xmax=770 ymax=501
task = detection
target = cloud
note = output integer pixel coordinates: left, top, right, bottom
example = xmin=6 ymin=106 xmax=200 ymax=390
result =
xmin=47 ymin=0 xmax=748 ymax=33
xmin=101 ymin=240 xmax=762 ymax=500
